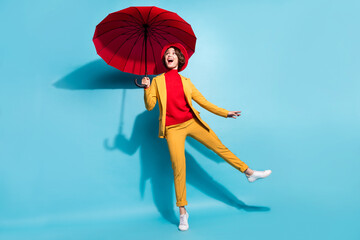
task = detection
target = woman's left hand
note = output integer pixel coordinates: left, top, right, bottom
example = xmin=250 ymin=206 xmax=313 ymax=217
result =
xmin=227 ymin=111 xmax=241 ymax=119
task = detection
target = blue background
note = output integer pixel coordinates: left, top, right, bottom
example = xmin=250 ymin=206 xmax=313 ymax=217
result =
xmin=1 ymin=0 xmax=359 ymax=239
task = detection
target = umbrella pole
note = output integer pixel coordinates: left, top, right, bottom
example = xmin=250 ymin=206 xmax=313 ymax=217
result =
xmin=134 ymin=24 xmax=149 ymax=88
xmin=119 ymin=89 xmax=126 ymax=134
xmin=144 ymin=24 xmax=148 ymax=78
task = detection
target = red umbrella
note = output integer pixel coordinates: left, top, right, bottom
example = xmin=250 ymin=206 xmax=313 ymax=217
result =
xmin=93 ymin=6 xmax=197 ymax=87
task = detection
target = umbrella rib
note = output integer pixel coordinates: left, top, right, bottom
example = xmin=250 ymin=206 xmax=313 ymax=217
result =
xmin=152 ymin=24 xmax=196 ymax=41
xmin=148 ymin=32 xmax=166 ymax=74
xmin=106 ymin=28 xmax=144 ymax=64
xmin=148 ymin=31 xmax=175 ymax=57
xmin=151 ymin=28 xmax=196 ymax=52
xmin=151 ymin=18 xmax=192 ymax=28
xmin=139 ymin=34 xmax=145 ymax=75
xmin=111 ymin=11 xmax=143 ymax=25
xmin=148 ymin=31 xmax=163 ymax=49
xmin=145 ymin=6 xmax=154 ymax=23
xmin=95 ymin=27 xmax=142 ymax=52
xmin=147 ymin=38 xmax=159 ymax=74
xmin=134 ymin=7 xmax=146 ymax=24
xmin=131 ymin=32 xmax=144 ymax=75
xmin=148 ymin=11 xmax=171 ymax=25
xmin=150 ymin=30 xmax=174 ymax=47
xmin=96 ymin=19 xmax=140 ymax=28
xmin=94 ymin=25 xmax=142 ymax=41
xmin=151 ymin=30 xmax=172 ymax=43
xmin=121 ymin=32 xmax=144 ymax=74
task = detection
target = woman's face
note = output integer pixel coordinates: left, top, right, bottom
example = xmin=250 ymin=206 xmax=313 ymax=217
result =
xmin=164 ymin=47 xmax=179 ymax=70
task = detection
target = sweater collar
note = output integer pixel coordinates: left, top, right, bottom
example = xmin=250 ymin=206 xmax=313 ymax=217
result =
xmin=165 ymin=68 xmax=178 ymax=73
xmin=164 ymin=68 xmax=179 ymax=77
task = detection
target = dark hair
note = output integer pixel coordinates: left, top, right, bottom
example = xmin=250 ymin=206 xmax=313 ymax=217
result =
xmin=162 ymin=46 xmax=186 ymax=70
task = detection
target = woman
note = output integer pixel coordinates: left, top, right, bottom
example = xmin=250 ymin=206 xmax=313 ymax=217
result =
xmin=141 ymin=43 xmax=271 ymax=231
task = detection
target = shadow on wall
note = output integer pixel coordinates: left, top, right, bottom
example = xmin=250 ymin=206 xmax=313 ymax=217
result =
xmin=105 ymin=110 xmax=270 ymax=225
xmin=53 ymin=59 xmax=155 ymax=90
xmin=53 ymin=60 xmax=270 ymax=225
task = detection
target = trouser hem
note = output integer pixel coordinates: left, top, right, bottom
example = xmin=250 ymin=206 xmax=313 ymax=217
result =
xmin=176 ymin=201 xmax=188 ymax=207
xmin=241 ymin=165 xmax=249 ymax=173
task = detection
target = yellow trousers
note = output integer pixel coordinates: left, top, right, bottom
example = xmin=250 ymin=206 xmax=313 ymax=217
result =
xmin=165 ymin=117 xmax=249 ymax=207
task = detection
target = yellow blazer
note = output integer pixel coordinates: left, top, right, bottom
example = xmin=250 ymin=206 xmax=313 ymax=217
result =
xmin=144 ymin=73 xmax=229 ymax=138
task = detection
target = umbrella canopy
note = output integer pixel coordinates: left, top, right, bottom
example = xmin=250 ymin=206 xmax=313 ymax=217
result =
xmin=93 ymin=6 xmax=197 ymax=76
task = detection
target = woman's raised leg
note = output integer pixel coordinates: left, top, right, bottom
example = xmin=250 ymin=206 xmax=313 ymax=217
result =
xmin=188 ymin=119 xmax=249 ymax=173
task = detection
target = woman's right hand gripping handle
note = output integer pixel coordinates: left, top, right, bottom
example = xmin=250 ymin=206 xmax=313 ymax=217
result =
xmin=142 ymin=77 xmax=150 ymax=89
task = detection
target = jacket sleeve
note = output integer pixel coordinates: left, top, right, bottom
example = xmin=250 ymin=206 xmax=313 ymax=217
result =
xmin=144 ymin=77 xmax=158 ymax=111
xmin=188 ymin=78 xmax=229 ymax=118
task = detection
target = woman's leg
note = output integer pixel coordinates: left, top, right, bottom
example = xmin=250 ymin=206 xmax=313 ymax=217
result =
xmin=165 ymin=123 xmax=189 ymax=208
xmin=188 ymin=118 xmax=249 ymax=173
xmin=179 ymin=206 xmax=186 ymax=215
xmin=188 ymin=119 xmax=271 ymax=181
xmin=245 ymin=168 xmax=254 ymax=176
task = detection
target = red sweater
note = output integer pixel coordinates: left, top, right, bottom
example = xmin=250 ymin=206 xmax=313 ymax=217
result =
xmin=164 ymin=69 xmax=195 ymax=126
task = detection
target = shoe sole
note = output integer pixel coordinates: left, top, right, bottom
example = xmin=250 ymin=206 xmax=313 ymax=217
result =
xmin=247 ymin=170 xmax=272 ymax=183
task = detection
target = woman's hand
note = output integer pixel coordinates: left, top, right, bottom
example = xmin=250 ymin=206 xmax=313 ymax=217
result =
xmin=142 ymin=77 xmax=150 ymax=88
xmin=227 ymin=111 xmax=241 ymax=119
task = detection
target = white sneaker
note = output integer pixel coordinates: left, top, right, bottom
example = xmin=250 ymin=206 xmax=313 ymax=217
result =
xmin=247 ymin=170 xmax=272 ymax=183
xmin=178 ymin=212 xmax=189 ymax=231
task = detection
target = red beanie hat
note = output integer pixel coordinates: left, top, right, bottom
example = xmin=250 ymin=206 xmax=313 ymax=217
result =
xmin=161 ymin=42 xmax=189 ymax=72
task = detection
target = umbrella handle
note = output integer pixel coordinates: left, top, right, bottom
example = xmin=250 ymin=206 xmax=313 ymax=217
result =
xmin=134 ymin=78 xmax=148 ymax=88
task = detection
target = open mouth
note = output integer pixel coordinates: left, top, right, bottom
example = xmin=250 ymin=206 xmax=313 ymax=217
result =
xmin=167 ymin=59 xmax=174 ymax=63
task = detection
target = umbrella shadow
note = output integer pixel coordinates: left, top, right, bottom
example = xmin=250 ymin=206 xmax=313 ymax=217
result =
xmin=53 ymin=59 xmax=155 ymax=90
xmin=105 ymin=109 xmax=270 ymax=225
